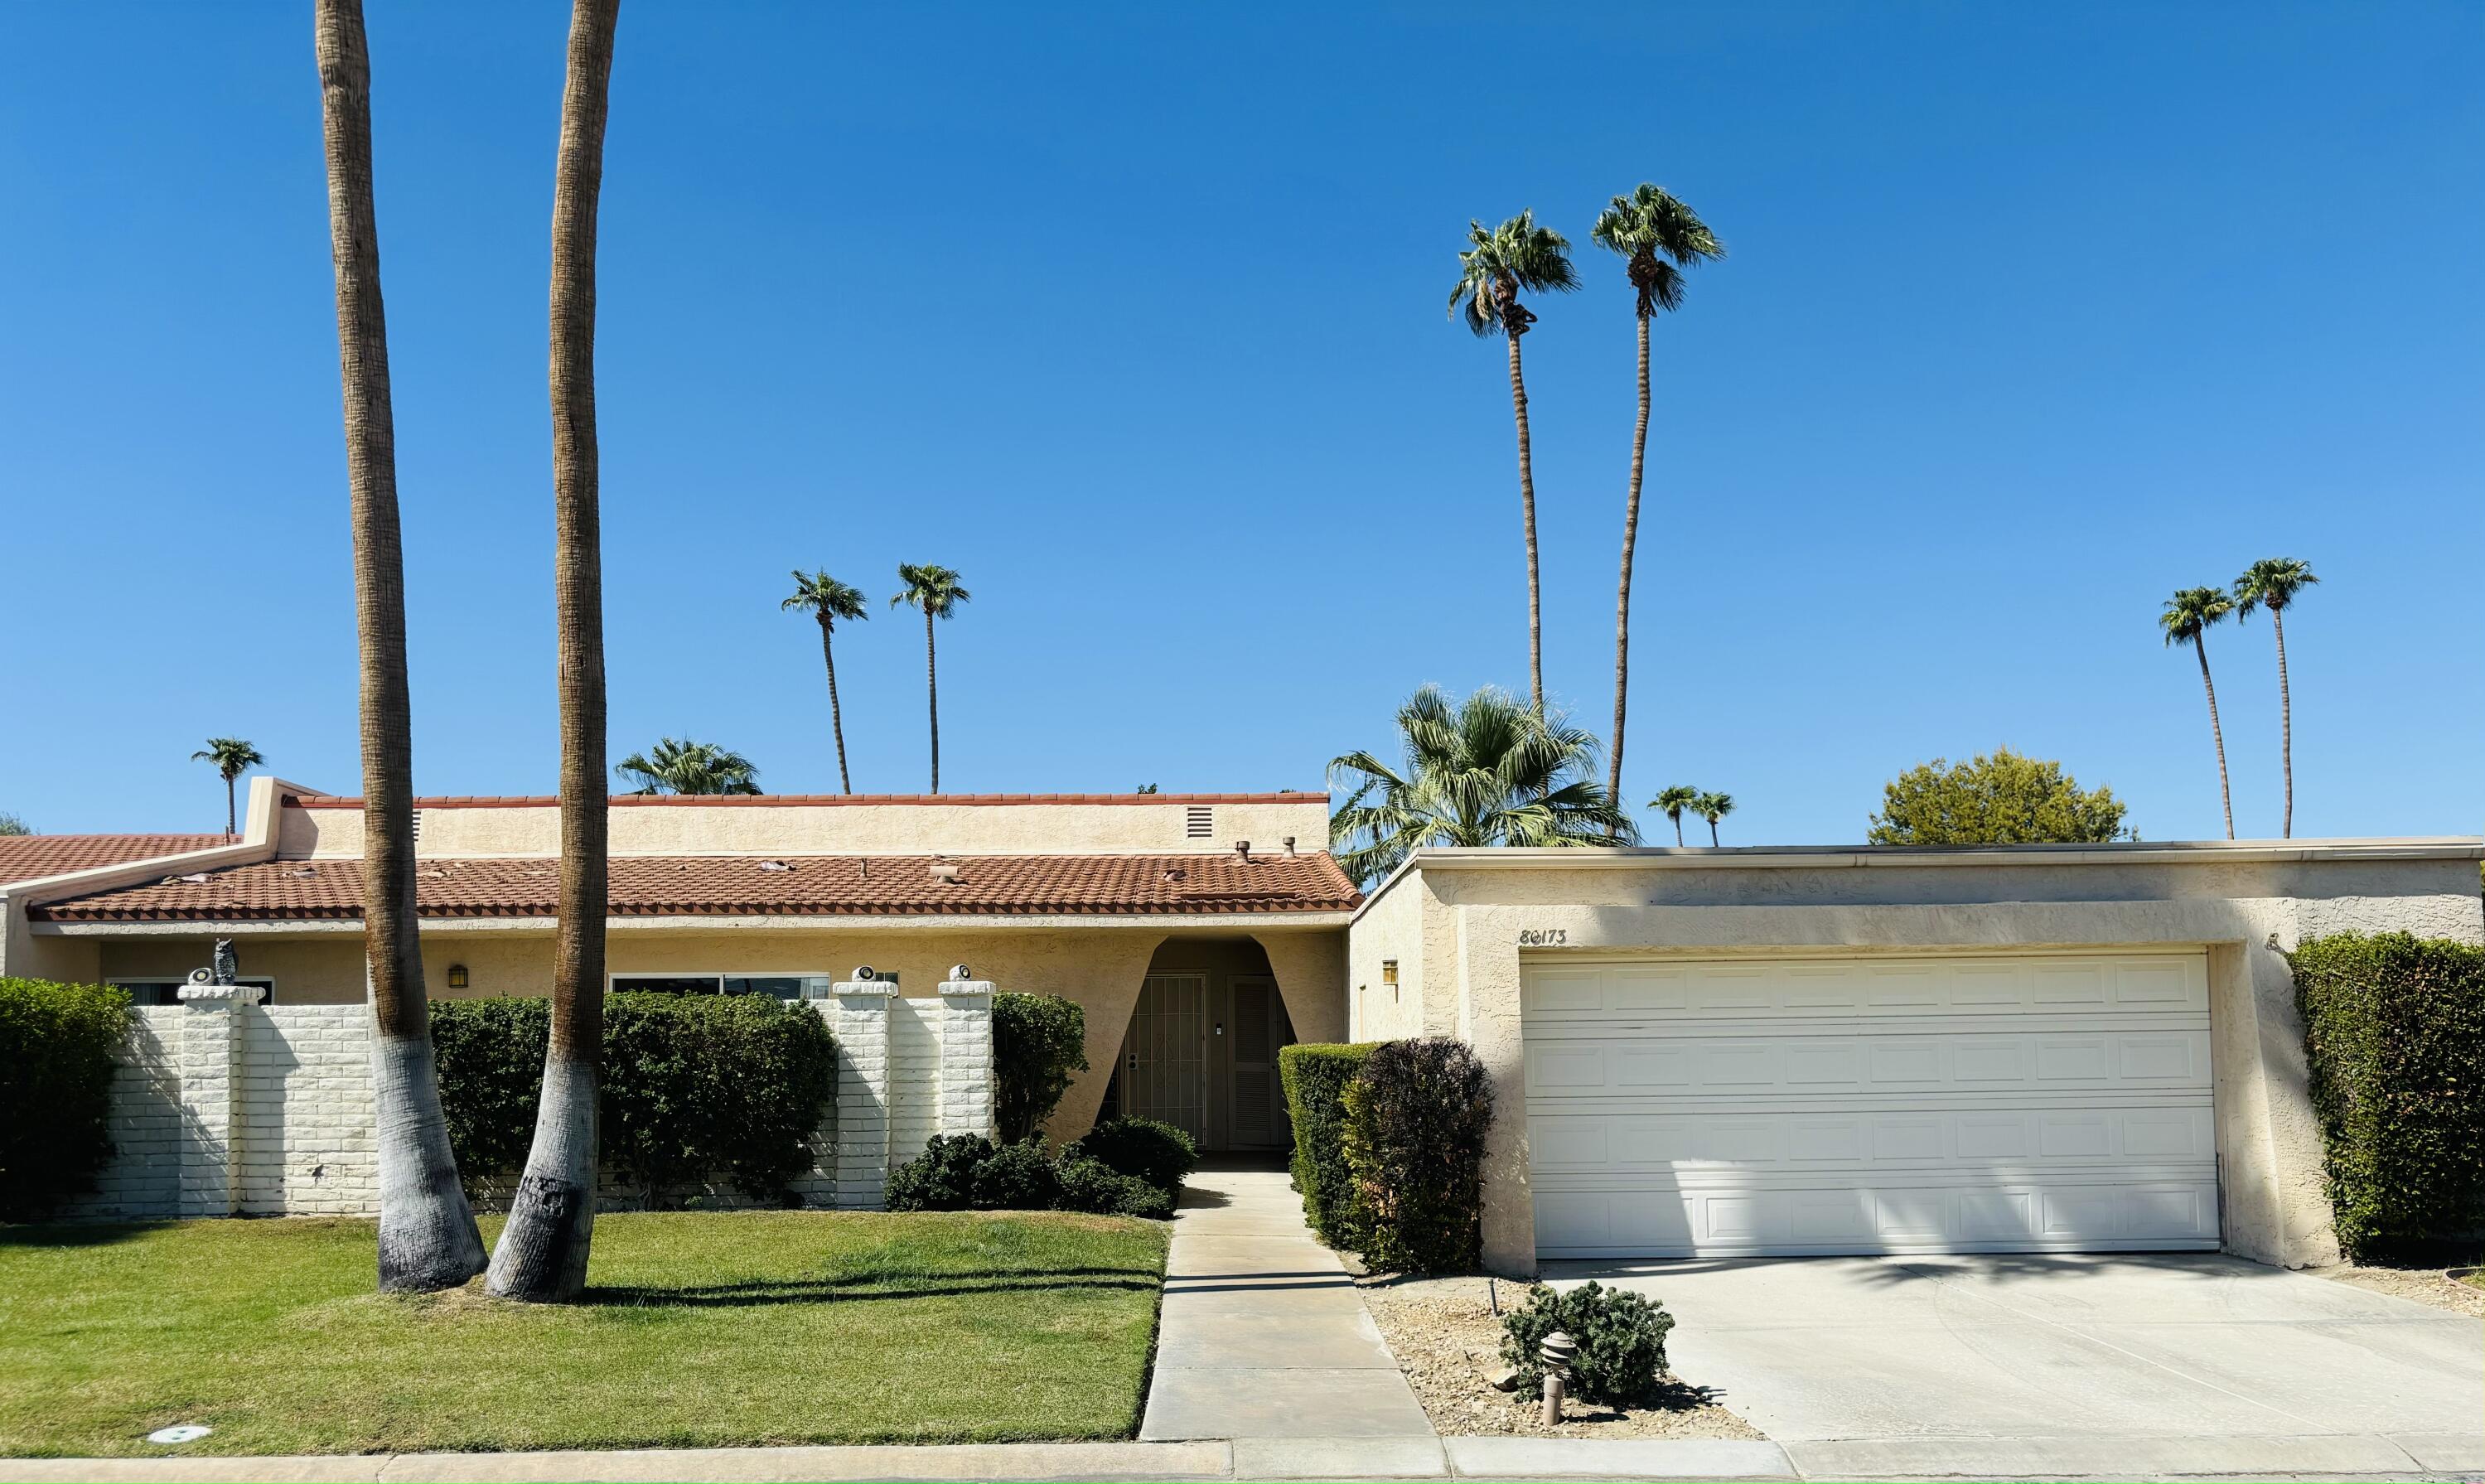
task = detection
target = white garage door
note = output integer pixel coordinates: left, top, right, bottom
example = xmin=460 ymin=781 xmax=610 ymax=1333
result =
xmin=1525 ymin=950 xmax=2220 ymax=1259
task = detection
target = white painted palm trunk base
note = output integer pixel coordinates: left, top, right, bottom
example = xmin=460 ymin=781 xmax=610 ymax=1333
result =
xmin=485 ymin=1055 xmax=599 ymax=1301
xmin=370 ymin=1031 xmax=487 ymax=1291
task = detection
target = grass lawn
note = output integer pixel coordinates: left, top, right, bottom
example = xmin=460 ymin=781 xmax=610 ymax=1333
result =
xmin=0 ymin=1210 xmax=1167 ymax=1457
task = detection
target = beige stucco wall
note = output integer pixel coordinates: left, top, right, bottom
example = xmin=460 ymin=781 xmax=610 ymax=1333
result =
xmin=281 ymin=796 xmax=1333 ymax=861
xmin=1346 ymin=844 xmax=2485 ymax=1278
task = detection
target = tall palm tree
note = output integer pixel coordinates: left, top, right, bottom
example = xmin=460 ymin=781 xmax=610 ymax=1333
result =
xmin=1450 ymin=212 xmax=1579 ymax=715
xmin=2160 ymin=586 xmax=2238 ymax=840
xmin=890 ymin=563 xmax=970 ymax=792
xmin=1328 ymin=685 xmax=1637 ymax=888
xmin=1692 ymin=790 xmax=1735 ymax=846
xmin=312 ymin=0 xmax=485 ymax=1293
xmin=487 ymin=0 xmax=619 ymax=1305
xmin=781 ymin=571 xmax=869 ymax=793
xmin=1650 ymin=784 xmax=1701 ymax=847
xmin=1591 ymin=186 xmax=1723 ymax=818
xmin=614 ymin=737 xmax=761 ymax=795
xmin=2234 ymin=558 xmax=2319 ymax=839
xmin=191 ymin=737 xmax=266 ymax=838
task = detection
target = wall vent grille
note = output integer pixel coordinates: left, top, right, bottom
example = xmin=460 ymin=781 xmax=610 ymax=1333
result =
xmin=409 ymin=809 xmax=424 ymax=844
xmin=1185 ymin=805 xmax=1213 ymax=839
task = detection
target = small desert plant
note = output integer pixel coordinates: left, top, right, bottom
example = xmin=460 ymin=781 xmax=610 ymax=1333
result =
xmin=1499 ymin=1281 xmax=1675 ymax=1405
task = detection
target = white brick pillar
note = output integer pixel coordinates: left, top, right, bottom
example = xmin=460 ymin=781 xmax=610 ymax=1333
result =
xmin=936 ymin=976 xmax=996 ymax=1141
xmin=173 ymin=982 xmax=264 ymax=1217
xmin=817 ymin=976 xmax=893 ymax=1209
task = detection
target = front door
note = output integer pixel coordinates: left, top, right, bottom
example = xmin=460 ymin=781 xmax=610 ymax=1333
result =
xmin=1123 ymin=973 xmax=1209 ymax=1144
xmin=1228 ymin=975 xmax=1292 ymax=1148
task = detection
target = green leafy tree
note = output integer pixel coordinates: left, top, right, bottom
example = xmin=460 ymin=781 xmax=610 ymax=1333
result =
xmin=615 ymin=737 xmax=761 ymax=796
xmin=1328 ymin=685 xmax=1637 ymax=888
xmin=1649 ymin=785 xmax=1700 ymax=847
xmin=781 ymin=570 xmax=870 ymax=794
xmin=1867 ymin=749 xmax=2131 ymax=845
xmin=1449 ymin=212 xmax=1579 ymax=714
xmin=190 ymin=737 xmax=264 ymax=838
xmin=2235 ymin=558 xmax=2319 ymax=839
xmin=1692 ymin=790 xmax=1735 ymax=846
xmin=891 ymin=563 xmax=971 ymax=792
xmin=1592 ymin=185 xmax=1723 ymax=822
xmin=0 ymin=812 xmax=31 ymax=837
xmin=2160 ymin=586 xmax=2238 ymax=839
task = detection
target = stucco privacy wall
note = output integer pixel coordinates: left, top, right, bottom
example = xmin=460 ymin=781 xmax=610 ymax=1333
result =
xmin=1346 ymin=841 xmax=2485 ymax=1277
xmin=278 ymin=794 xmax=1333 ymax=859
xmin=64 ymin=990 xmax=996 ymax=1221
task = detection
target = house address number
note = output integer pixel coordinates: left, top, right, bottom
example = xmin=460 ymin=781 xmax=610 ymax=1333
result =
xmin=1516 ymin=928 xmax=1568 ymax=945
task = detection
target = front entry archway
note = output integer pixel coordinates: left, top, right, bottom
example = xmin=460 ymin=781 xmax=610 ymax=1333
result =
xmin=1110 ymin=940 xmax=1296 ymax=1152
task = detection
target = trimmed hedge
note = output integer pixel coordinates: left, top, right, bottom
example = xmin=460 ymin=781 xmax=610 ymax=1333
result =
xmin=0 ymin=978 xmax=133 ymax=1220
xmin=2290 ymin=931 xmax=2485 ymax=1261
xmin=1279 ymin=1042 xmax=1378 ymax=1247
xmin=1500 ymin=1281 xmax=1674 ymax=1404
xmin=887 ymin=1134 xmax=1172 ymax=1219
xmin=431 ymin=992 xmax=837 ymax=1206
xmin=1066 ymin=1116 xmax=1197 ymax=1195
xmin=1342 ymin=1037 xmax=1494 ymax=1273
xmin=994 ymin=992 xmax=1088 ymax=1141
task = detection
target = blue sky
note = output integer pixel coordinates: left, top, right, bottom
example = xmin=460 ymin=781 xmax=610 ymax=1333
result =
xmin=3 ymin=2 xmax=2478 ymax=844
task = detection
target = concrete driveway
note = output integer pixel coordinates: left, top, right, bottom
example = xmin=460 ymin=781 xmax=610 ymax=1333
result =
xmin=1547 ymin=1253 xmax=2484 ymax=1480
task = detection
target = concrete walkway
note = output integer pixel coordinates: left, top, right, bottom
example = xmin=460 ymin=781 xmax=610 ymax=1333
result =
xmin=1139 ymin=1161 xmax=1434 ymax=1443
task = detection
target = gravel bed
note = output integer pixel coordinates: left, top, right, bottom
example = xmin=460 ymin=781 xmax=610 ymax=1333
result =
xmin=1356 ymin=1274 xmax=1763 ymax=1439
xmin=2311 ymin=1263 xmax=2485 ymax=1317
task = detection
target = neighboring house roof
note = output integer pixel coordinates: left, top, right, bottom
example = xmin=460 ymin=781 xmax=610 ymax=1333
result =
xmin=32 ymin=851 xmax=1362 ymax=922
xmin=0 ymin=834 xmax=231 ymax=887
xmin=284 ymin=791 xmax=1317 ymax=809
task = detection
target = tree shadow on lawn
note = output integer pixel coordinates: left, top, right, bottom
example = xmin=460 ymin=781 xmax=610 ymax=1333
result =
xmin=591 ymin=1264 xmax=1159 ymax=1309
xmin=0 ymin=1221 xmax=177 ymax=1250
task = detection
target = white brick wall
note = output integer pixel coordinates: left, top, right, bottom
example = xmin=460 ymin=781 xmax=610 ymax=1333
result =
xmin=63 ymin=993 xmax=993 ymax=1221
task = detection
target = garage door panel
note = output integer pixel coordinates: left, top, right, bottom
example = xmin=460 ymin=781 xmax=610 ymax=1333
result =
xmin=1524 ymin=950 xmax=2220 ymax=1259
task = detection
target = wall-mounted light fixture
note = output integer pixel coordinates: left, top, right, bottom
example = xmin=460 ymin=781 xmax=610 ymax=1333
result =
xmin=1380 ymin=959 xmax=1399 ymax=985
xmin=446 ymin=964 xmax=469 ymax=990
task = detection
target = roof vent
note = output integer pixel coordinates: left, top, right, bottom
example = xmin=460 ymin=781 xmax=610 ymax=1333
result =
xmin=1233 ymin=839 xmax=1252 ymax=859
xmin=929 ymin=861 xmax=963 ymax=882
xmin=1282 ymin=835 xmax=1297 ymax=857
xmin=758 ymin=860 xmax=793 ymax=873
xmin=1186 ymin=805 xmax=1213 ymax=839
xmin=409 ymin=809 xmax=424 ymax=843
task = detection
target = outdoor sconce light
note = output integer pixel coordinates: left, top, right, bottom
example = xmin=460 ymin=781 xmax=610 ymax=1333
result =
xmin=1381 ymin=960 xmax=1399 ymax=985
xmin=446 ymin=964 xmax=469 ymax=989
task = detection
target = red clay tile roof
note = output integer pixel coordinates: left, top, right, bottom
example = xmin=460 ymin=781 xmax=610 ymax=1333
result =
xmin=0 ymin=834 xmax=231 ymax=887
xmin=31 ymin=852 xmax=1362 ymax=922
xmin=287 ymin=791 xmax=1322 ymax=810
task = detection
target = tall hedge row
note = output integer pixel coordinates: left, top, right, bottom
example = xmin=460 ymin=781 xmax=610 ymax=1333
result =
xmin=2290 ymin=931 xmax=2485 ymax=1261
xmin=431 ymin=992 xmax=837 ymax=1206
xmin=1279 ymin=1042 xmax=1378 ymax=1247
xmin=0 ymin=978 xmax=133 ymax=1220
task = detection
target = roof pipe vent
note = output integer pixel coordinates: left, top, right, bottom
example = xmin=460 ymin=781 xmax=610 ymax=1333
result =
xmin=1233 ymin=839 xmax=1251 ymax=860
xmin=1281 ymin=835 xmax=1297 ymax=857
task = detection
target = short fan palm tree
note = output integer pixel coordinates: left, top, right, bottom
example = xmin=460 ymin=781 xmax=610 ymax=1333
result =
xmin=2160 ymin=586 xmax=2238 ymax=839
xmin=2234 ymin=558 xmax=2318 ymax=839
xmin=191 ymin=737 xmax=264 ymax=838
xmin=782 ymin=570 xmax=870 ymax=793
xmin=1450 ymin=211 xmax=1579 ymax=715
xmin=1328 ymin=685 xmax=1637 ymax=888
xmin=1592 ymin=185 xmax=1723 ymax=815
xmin=1650 ymin=784 xmax=1702 ymax=846
xmin=891 ymin=563 xmax=970 ymax=792
xmin=615 ymin=737 xmax=760 ymax=796
xmin=1692 ymin=790 xmax=1735 ymax=846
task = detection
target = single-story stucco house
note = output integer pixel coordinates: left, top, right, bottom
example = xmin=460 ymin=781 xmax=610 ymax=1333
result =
xmin=7 ymin=776 xmax=2478 ymax=1275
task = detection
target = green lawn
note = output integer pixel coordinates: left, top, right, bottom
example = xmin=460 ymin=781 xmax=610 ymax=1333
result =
xmin=0 ymin=1211 xmax=1167 ymax=1457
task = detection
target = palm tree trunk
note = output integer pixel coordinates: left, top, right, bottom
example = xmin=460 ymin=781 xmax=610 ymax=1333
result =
xmin=2194 ymin=639 xmax=2234 ymax=840
xmin=1607 ymin=313 xmax=1651 ymax=831
xmin=2273 ymin=610 xmax=2293 ymax=839
xmin=819 ymin=620 xmax=851 ymax=794
xmin=224 ymin=775 xmax=239 ymax=839
xmin=314 ymin=0 xmax=485 ymax=1293
xmin=1708 ymin=817 xmax=1719 ymax=848
xmin=925 ymin=609 xmax=940 ymax=794
xmin=1507 ymin=330 xmax=1544 ymax=715
xmin=488 ymin=0 xmax=618 ymax=1304
xmin=1671 ymin=814 xmax=1683 ymax=848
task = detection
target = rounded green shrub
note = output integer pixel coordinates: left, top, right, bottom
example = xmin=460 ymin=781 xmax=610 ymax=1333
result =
xmin=1499 ymin=1280 xmax=1675 ymax=1405
xmin=1066 ymin=1116 xmax=1197 ymax=1194
xmin=1342 ymin=1037 xmax=1493 ymax=1273
xmin=0 ymin=978 xmax=133 ymax=1220
xmin=1056 ymin=1154 xmax=1176 ymax=1219
xmin=994 ymin=992 xmax=1089 ymax=1141
xmin=971 ymin=1139 xmax=1061 ymax=1211
xmin=886 ymin=1134 xmax=995 ymax=1211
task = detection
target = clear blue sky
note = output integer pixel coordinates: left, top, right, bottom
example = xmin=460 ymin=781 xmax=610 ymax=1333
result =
xmin=4 ymin=2 xmax=2478 ymax=844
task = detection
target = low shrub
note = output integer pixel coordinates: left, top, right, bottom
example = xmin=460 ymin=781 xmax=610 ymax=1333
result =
xmin=887 ymin=1136 xmax=1173 ymax=1219
xmin=0 ymin=978 xmax=133 ymax=1220
xmin=1056 ymin=1154 xmax=1177 ymax=1219
xmin=1341 ymin=1037 xmax=1494 ymax=1273
xmin=971 ymin=1138 xmax=1061 ymax=1211
xmin=885 ymin=1134 xmax=994 ymax=1212
xmin=1279 ymin=1042 xmax=1377 ymax=1247
xmin=1499 ymin=1281 xmax=1675 ymax=1405
xmin=1066 ymin=1116 xmax=1197 ymax=1194
xmin=2290 ymin=931 xmax=2485 ymax=1261
xmin=994 ymin=992 xmax=1089 ymax=1141
xmin=431 ymin=992 xmax=838 ymax=1206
